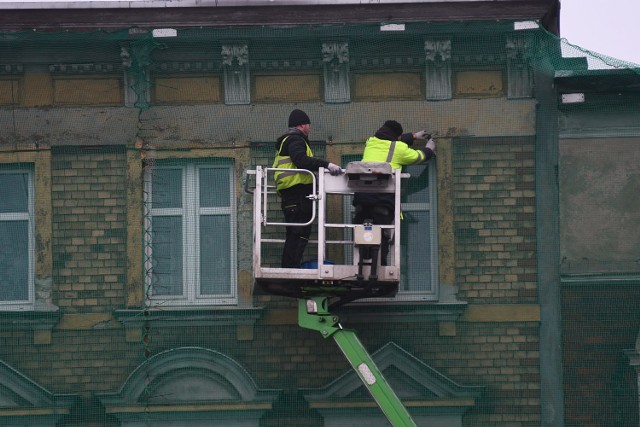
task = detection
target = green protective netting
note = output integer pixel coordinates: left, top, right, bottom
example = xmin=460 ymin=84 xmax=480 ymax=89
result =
xmin=0 ymin=20 xmax=639 ymax=427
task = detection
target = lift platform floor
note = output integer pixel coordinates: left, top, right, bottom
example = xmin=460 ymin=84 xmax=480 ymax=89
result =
xmin=253 ymin=277 xmax=398 ymax=300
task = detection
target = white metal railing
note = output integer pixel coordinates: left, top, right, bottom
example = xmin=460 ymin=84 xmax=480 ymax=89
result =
xmin=246 ymin=164 xmax=407 ymax=286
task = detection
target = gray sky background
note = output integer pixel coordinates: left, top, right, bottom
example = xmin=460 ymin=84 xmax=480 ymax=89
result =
xmin=561 ymin=0 xmax=640 ymax=65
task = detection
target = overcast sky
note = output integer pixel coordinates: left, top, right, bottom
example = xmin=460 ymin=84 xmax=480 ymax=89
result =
xmin=560 ymin=0 xmax=640 ymax=65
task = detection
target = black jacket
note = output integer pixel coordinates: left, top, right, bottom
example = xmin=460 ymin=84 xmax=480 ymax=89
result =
xmin=275 ymin=128 xmax=329 ymax=198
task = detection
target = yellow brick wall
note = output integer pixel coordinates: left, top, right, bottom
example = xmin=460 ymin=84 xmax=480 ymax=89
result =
xmin=454 ymin=70 xmax=504 ymax=97
xmin=22 ymin=72 xmax=54 ymax=107
xmin=154 ymin=76 xmax=222 ymax=104
xmin=53 ymin=77 xmax=122 ymax=105
xmin=0 ymin=79 xmax=19 ymax=105
xmin=353 ymin=72 xmax=422 ymax=100
xmin=254 ymin=74 xmax=321 ymax=102
xmin=8 ymin=69 xmax=506 ymax=108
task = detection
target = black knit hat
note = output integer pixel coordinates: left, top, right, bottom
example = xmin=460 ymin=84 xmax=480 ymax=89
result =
xmin=383 ymin=120 xmax=403 ymax=137
xmin=288 ymin=109 xmax=311 ymax=127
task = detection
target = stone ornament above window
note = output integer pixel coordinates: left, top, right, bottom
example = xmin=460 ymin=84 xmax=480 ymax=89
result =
xmin=222 ymin=43 xmax=250 ymax=105
xmin=322 ymin=41 xmax=350 ymax=103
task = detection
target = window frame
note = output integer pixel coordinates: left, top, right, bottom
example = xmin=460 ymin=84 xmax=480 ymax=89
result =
xmin=144 ymin=160 xmax=237 ymax=306
xmin=0 ymin=166 xmax=35 ymax=310
xmin=396 ymin=160 xmax=439 ymax=301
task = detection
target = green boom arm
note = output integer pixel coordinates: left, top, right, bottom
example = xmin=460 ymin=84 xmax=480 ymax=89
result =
xmin=298 ymin=297 xmax=418 ymax=427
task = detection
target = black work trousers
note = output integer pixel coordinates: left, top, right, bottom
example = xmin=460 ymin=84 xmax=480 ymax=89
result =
xmin=353 ymin=204 xmax=394 ymax=265
xmin=281 ymin=193 xmax=313 ymax=268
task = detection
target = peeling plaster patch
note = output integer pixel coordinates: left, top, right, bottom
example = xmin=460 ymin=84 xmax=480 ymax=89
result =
xmin=35 ymin=276 xmax=53 ymax=304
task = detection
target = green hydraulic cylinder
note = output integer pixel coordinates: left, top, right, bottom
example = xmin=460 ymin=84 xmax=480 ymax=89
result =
xmin=298 ymin=297 xmax=417 ymax=427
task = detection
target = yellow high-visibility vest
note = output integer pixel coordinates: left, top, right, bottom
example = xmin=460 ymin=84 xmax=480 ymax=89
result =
xmin=272 ymin=136 xmax=314 ymax=193
xmin=361 ymin=136 xmax=425 ymax=170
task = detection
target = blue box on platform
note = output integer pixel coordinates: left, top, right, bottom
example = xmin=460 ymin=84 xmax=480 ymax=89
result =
xmin=301 ymin=260 xmax=335 ymax=269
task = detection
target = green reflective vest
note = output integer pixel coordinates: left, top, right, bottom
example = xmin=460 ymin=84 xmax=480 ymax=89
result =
xmin=272 ymin=136 xmax=314 ymax=193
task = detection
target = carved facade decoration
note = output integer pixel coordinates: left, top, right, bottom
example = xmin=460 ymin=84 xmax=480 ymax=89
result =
xmin=121 ymin=42 xmax=153 ymax=108
xmin=506 ymin=34 xmax=534 ymax=98
xmin=0 ymin=64 xmax=23 ymax=75
xmin=221 ymin=43 xmax=250 ymax=105
xmin=424 ymin=39 xmax=452 ymax=100
xmin=322 ymin=41 xmax=350 ymax=103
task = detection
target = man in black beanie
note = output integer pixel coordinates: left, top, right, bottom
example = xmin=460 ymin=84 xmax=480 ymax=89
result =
xmin=272 ymin=109 xmax=343 ymax=268
xmin=352 ymin=120 xmax=436 ymax=265
xmin=287 ymin=108 xmax=310 ymax=127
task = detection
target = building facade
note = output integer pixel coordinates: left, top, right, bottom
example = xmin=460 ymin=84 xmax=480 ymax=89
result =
xmin=0 ymin=1 xmax=638 ymax=426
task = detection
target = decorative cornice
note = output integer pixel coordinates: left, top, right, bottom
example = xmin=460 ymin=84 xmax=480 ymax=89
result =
xmin=35 ymin=54 xmax=509 ymax=75
xmin=252 ymin=59 xmax=319 ymax=71
xmin=337 ymin=302 xmax=467 ymax=323
xmin=452 ymin=53 xmax=505 ymax=65
xmin=0 ymin=309 xmax=61 ymax=330
xmin=0 ymin=64 xmax=23 ymax=75
xmin=114 ymin=307 xmax=263 ymax=328
xmin=153 ymin=61 xmax=219 ymax=73
xmin=350 ymin=56 xmax=421 ymax=69
xmin=49 ymin=63 xmax=121 ymax=74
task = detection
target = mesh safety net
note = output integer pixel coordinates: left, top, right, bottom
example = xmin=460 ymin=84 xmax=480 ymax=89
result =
xmin=0 ymin=19 xmax=639 ymax=427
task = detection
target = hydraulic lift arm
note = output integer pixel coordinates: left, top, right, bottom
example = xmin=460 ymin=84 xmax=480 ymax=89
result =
xmin=298 ymin=297 xmax=418 ymax=427
xmin=249 ymin=164 xmax=418 ymax=425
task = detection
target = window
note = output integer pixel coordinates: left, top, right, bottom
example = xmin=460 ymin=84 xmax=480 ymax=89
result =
xmin=97 ymin=348 xmax=278 ymax=426
xmin=0 ymin=166 xmax=34 ymax=309
xmin=144 ymin=160 xmax=236 ymax=306
xmin=342 ymin=155 xmax=438 ymax=300
xmin=399 ymin=162 xmax=439 ymax=299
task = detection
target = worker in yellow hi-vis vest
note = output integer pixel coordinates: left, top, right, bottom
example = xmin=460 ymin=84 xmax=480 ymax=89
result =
xmin=273 ymin=109 xmax=343 ymax=268
xmin=353 ymin=120 xmax=436 ymax=265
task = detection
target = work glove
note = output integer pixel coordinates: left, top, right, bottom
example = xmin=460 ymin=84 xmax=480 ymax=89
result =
xmin=414 ymin=130 xmax=431 ymax=140
xmin=327 ymin=163 xmax=343 ymax=176
xmin=426 ymin=138 xmax=436 ymax=152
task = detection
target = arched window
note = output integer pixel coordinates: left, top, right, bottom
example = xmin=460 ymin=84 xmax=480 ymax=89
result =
xmin=97 ymin=347 xmax=280 ymax=426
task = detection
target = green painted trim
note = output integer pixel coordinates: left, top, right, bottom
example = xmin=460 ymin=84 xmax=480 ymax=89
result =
xmin=561 ymin=273 xmax=640 ymax=285
xmin=105 ymin=403 xmax=272 ymax=414
xmin=0 ymin=408 xmax=69 ymax=416
xmin=536 ymin=44 xmax=565 ymax=426
xmin=309 ymin=399 xmax=476 ymax=409
xmin=560 ymin=127 xmax=640 ymax=139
